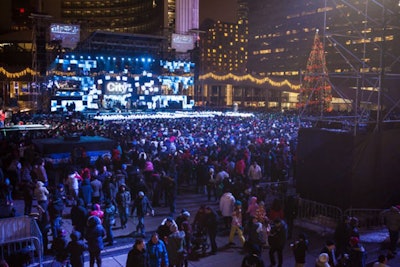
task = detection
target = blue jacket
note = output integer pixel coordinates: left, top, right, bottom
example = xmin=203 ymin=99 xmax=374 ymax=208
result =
xmin=85 ymin=216 xmax=106 ymax=252
xmin=146 ymin=240 xmax=169 ymax=267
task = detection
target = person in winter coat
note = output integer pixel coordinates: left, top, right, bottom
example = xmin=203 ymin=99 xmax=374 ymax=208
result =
xmin=90 ymin=175 xmax=102 ymax=205
xmin=34 ymin=180 xmax=49 ymax=211
xmin=246 ymin=196 xmax=259 ymax=218
xmin=146 ymin=232 xmax=169 ymax=267
xmin=381 ymin=205 xmax=400 ymax=257
xmin=116 ymin=183 xmax=131 ymax=229
xmin=52 ymin=228 xmax=69 ymax=265
xmin=85 ymin=215 xmax=106 ymax=267
xmin=290 ymin=233 xmax=309 ymax=267
xmin=67 ymin=170 xmax=80 ymax=200
xmin=67 ymin=231 xmax=88 ymax=267
xmin=71 ymin=199 xmax=88 ymax=237
xmin=268 ymin=218 xmax=288 ymax=267
xmin=165 ymin=227 xmax=186 ymax=267
xmin=126 ymin=238 xmax=148 ymax=267
xmin=103 ymin=199 xmax=116 ymax=246
xmin=219 ymin=190 xmax=236 ymax=230
xmin=348 ymin=236 xmax=367 ymax=267
xmin=48 ymin=186 xmax=65 ymax=240
xmin=79 ymin=177 xmax=93 ymax=208
xmin=229 ymin=200 xmax=246 ymax=246
xmin=131 ymin=191 xmax=154 ymax=236
xmin=205 ymin=206 xmax=218 ymax=254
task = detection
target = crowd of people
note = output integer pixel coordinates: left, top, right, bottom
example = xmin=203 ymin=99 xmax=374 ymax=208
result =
xmin=0 ymin=110 xmax=396 ymax=266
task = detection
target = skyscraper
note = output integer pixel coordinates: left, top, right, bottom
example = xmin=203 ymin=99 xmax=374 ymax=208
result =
xmin=175 ymin=0 xmax=199 ymax=34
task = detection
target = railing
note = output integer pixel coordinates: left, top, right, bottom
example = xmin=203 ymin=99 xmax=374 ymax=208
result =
xmin=296 ymin=198 xmax=343 ymax=235
xmin=344 ymin=208 xmax=385 ymax=229
xmin=0 ymin=216 xmax=43 ymax=267
xmin=294 ymin=198 xmax=386 ymax=234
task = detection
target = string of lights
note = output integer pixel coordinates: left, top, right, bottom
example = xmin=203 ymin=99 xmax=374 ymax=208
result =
xmin=199 ymin=72 xmax=301 ymax=90
xmin=0 ymin=67 xmax=37 ymax=79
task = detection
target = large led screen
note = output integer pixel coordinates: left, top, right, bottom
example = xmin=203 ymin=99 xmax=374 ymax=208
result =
xmin=50 ymin=24 xmax=80 ymax=49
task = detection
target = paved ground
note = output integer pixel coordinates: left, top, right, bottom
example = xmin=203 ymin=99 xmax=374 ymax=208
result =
xmin=4 ymin=187 xmax=400 ymax=267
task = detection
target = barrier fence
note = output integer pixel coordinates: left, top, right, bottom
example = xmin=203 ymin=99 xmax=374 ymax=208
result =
xmin=0 ymin=216 xmax=43 ymax=267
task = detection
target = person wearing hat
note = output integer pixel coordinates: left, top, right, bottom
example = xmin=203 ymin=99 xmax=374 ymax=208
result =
xmin=315 ymin=253 xmax=330 ymax=267
xmin=67 ymin=231 xmax=88 ymax=267
xmin=175 ymin=209 xmax=190 ymax=231
xmin=131 ymin=191 xmax=154 ymax=237
xmin=320 ymin=240 xmax=338 ymax=267
xmin=116 ymin=183 xmax=131 ymax=229
xmin=229 ymin=200 xmax=246 ymax=247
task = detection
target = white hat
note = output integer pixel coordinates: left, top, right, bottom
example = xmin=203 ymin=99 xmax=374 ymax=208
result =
xmin=318 ymin=253 xmax=329 ymax=263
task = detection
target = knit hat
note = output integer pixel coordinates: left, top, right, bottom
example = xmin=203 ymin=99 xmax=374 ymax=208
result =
xmin=138 ymin=191 xmax=144 ymax=197
xmin=318 ymin=253 xmax=329 ymax=263
xmin=235 ymin=200 xmax=242 ymax=206
xmin=182 ymin=211 xmax=191 ymax=218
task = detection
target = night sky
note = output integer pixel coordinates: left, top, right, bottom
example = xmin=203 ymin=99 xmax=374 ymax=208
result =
xmin=200 ymin=0 xmax=238 ymax=24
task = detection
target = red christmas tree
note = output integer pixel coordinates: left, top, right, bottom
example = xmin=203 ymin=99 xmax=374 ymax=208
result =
xmin=298 ymin=29 xmax=332 ymax=113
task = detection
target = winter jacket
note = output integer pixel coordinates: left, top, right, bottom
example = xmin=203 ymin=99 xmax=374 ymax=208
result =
xmin=126 ymin=247 xmax=149 ymax=267
xmin=147 ymin=239 xmax=169 ymax=267
xmin=131 ymin=195 xmax=153 ymax=216
xmin=34 ymin=181 xmax=49 ymax=202
xmin=79 ymin=178 xmax=93 ymax=206
xmin=219 ymin=192 xmax=235 ymax=217
xmin=85 ymin=216 xmax=106 ymax=252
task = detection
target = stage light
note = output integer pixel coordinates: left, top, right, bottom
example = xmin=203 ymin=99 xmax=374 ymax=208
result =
xmin=113 ymin=57 xmax=116 ymax=60
xmin=116 ymin=76 xmax=121 ymax=81
xmin=88 ymin=56 xmax=91 ymax=59
xmin=122 ymin=58 xmax=125 ymax=61
xmin=122 ymin=76 xmax=128 ymax=81
xmin=71 ymin=55 xmax=75 ymax=59
xmin=105 ymin=75 xmax=110 ymax=80
xmin=141 ymin=58 xmax=145 ymax=62
xmin=100 ymin=56 xmax=104 ymax=60
xmin=108 ymin=57 xmax=110 ymax=60
xmin=147 ymin=58 xmax=152 ymax=62
xmin=80 ymin=56 xmax=83 ymax=59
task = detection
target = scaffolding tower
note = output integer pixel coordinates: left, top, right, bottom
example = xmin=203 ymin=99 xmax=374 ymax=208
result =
xmin=30 ymin=12 xmax=51 ymax=111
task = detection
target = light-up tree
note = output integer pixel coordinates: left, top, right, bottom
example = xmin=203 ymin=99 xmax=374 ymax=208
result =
xmin=298 ymin=29 xmax=332 ymax=115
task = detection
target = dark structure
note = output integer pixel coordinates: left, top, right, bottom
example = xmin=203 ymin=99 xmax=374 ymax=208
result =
xmin=296 ymin=127 xmax=400 ymax=209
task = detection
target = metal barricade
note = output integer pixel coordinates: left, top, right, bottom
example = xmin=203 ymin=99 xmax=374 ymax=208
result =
xmin=344 ymin=208 xmax=385 ymax=229
xmin=296 ymin=198 xmax=343 ymax=235
xmin=0 ymin=216 xmax=43 ymax=267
